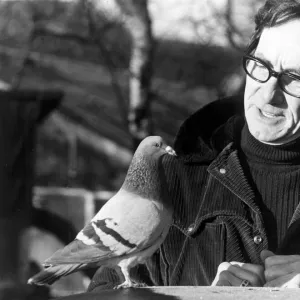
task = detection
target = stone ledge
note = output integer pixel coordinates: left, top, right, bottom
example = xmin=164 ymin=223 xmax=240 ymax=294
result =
xmin=55 ymin=286 xmax=300 ymax=300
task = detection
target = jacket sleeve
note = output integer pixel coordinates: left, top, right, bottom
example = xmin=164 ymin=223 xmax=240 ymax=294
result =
xmin=87 ymin=266 xmax=122 ymax=291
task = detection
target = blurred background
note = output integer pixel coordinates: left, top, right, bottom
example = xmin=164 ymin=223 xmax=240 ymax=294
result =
xmin=0 ymin=0 xmax=264 ymax=298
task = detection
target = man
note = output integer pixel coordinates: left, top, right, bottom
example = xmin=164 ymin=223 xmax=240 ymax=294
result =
xmin=89 ymin=0 xmax=300 ymax=290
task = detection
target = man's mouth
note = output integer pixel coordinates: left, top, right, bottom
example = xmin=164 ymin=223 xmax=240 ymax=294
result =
xmin=261 ymin=111 xmax=277 ymax=118
xmin=260 ymin=109 xmax=283 ymax=119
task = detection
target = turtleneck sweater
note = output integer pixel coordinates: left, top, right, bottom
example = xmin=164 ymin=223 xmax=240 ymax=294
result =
xmin=240 ymin=124 xmax=300 ymax=252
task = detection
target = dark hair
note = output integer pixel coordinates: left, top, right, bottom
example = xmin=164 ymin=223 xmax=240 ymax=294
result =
xmin=247 ymin=0 xmax=300 ymax=53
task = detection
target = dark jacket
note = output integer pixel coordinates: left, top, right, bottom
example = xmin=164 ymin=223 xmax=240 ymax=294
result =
xmin=88 ymin=95 xmax=300 ymax=291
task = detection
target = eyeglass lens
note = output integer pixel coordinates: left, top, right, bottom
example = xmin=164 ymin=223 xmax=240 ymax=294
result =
xmin=244 ymin=56 xmax=300 ymax=97
xmin=245 ymin=59 xmax=269 ymax=81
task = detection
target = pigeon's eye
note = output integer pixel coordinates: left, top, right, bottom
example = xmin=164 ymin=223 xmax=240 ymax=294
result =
xmin=155 ymin=142 xmax=161 ymax=148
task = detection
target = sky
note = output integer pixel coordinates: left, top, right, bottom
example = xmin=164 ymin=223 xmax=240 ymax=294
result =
xmin=1 ymin=0 xmax=261 ymax=46
xmin=96 ymin=0 xmax=261 ymax=46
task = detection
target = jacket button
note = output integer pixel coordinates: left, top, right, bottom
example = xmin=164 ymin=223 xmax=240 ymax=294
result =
xmin=219 ymin=168 xmax=226 ymax=174
xmin=253 ymin=235 xmax=263 ymax=244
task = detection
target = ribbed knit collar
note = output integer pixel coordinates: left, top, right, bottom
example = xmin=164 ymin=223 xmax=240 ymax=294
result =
xmin=241 ymin=124 xmax=300 ymax=165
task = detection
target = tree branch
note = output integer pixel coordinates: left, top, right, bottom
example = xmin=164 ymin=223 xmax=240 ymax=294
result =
xmin=83 ymin=0 xmax=129 ymax=130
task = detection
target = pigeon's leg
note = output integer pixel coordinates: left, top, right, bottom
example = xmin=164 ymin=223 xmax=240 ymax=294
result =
xmin=115 ymin=266 xmax=145 ymax=289
xmin=116 ymin=266 xmax=135 ymax=289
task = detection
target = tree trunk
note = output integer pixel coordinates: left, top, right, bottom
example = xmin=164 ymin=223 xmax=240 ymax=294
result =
xmin=115 ymin=0 xmax=154 ymax=150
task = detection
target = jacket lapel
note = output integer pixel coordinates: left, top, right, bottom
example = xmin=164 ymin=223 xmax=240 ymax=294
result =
xmin=174 ymin=143 xmax=266 ymax=237
xmin=208 ymin=143 xmax=260 ymax=214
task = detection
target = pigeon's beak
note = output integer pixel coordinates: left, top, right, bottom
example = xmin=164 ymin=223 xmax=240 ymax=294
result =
xmin=165 ymin=146 xmax=177 ymax=156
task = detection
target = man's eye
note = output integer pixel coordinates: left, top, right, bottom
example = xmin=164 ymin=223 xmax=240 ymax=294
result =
xmin=284 ymin=76 xmax=300 ymax=89
xmin=253 ymin=62 xmax=265 ymax=71
xmin=249 ymin=61 xmax=269 ymax=79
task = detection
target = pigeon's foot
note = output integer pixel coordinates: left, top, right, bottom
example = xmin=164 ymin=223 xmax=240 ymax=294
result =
xmin=116 ymin=265 xmax=148 ymax=289
xmin=115 ymin=280 xmax=146 ymax=289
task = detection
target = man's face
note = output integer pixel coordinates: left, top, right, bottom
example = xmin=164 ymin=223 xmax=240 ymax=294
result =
xmin=244 ymin=19 xmax=300 ymax=145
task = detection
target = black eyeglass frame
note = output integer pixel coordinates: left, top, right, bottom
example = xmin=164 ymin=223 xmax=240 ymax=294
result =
xmin=242 ymin=54 xmax=300 ymax=98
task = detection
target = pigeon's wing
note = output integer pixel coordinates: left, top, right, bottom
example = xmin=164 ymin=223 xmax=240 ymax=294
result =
xmin=92 ymin=189 xmax=171 ymax=251
xmin=44 ymin=221 xmax=121 ymax=265
xmin=45 ymin=190 xmax=170 ymax=265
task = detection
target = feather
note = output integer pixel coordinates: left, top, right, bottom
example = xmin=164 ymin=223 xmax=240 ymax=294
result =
xmin=28 ymin=264 xmax=84 ymax=285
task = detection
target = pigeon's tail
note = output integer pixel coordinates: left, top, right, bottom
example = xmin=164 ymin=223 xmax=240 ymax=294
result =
xmin=28 ymin=263 xmax=83 ymax=286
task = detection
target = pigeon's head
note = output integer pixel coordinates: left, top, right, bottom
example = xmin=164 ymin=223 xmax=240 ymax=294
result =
xmin=135 ymin=136 xmax=176 ymax=160
xmin=123 ymin=136 xmax=176 ymax=198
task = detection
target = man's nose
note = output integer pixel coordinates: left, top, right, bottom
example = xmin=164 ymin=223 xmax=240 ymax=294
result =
xmin=261 ymin=77 xmax=284 ymax=105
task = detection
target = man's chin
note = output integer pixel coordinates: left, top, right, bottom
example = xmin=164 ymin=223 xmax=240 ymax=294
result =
xmin=248 ymin=128 xmax=283 ymax=145
xmin=251 ymin=132 xmax=296 ymax=146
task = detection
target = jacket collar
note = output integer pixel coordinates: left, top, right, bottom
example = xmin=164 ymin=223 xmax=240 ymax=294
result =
xmin=174 ymin=116 xmax=245 ymax=164
xmin=173 ymin=95 xmax=245 ymax=163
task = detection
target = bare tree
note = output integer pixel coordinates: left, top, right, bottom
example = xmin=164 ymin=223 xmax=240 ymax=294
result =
xmin=11 ymin=0 xmax=154 ymax=150
xmin=82 ymin=0 xmax=129 ymax=130
xmin=182 ymin=0 xmax=249 ymax=97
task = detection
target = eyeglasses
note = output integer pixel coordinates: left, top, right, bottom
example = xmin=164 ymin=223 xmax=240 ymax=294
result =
xmin=242 ymin=54 xmax=300 ymax=98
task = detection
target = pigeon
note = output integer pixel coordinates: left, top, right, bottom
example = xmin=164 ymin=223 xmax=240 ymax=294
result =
xmin=28 ymin=136 xmax=176 ymax=289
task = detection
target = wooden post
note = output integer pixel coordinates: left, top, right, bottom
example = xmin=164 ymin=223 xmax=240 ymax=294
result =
xmin=0 ymin=89 xmax=63 ymax=299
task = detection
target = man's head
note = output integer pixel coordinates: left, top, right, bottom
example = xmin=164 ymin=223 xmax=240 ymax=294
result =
xmin=244 ymin=0 xmax=300 ymax=145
